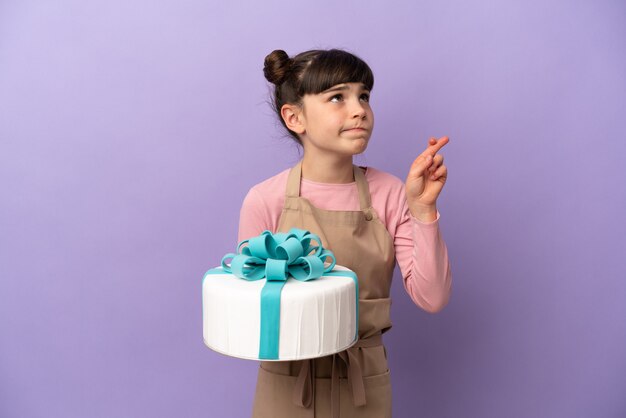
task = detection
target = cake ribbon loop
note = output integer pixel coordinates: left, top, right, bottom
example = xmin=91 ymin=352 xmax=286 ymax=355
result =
xmin=218 ymin=228 xmax=337 ymax=359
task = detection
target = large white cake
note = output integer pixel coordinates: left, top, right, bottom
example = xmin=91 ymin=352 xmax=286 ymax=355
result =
xmin=202 ymin=265 xmax=358 ymax=361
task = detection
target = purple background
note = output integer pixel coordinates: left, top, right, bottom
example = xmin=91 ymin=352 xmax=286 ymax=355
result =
xmin=1 ymin=1 xmax=625 ymax=417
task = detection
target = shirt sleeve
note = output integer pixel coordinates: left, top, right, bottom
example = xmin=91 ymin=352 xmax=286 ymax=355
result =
xmin=394 ymin=196 xmax=452 ymax=313
xmin=237 ymin=187 xmax=273 ymax=242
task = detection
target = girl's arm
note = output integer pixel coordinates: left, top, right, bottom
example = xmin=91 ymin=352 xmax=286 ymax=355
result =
xmin=394 ymin=200 xmax=452 ymax=313
xmin=397 ymin=136 xmax=451 ymax=312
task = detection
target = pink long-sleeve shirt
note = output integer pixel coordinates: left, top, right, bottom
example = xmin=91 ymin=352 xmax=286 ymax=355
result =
xmin=238 ymin=165 xmax=452 ymax=313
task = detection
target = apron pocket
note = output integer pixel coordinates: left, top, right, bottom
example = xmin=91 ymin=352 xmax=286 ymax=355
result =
xmin=252 ymin=365 xmax=392 ymax=418
xmin=359 ymin=369 xmax=392 ymax=417
xmin=334 ymin=370 xmax=392 ymax=418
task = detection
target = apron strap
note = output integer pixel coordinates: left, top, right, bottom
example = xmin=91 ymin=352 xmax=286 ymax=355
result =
xmin=286 ymin=160 xmax=303 ymax=198
xmin=292 ymin=355 xmax=316 ymax=408
xmin=286 ymin=161 xmax=375 ymax=220
xmin=353 ymin=164 xmax=374 ymax=218
xmin=293 ymin=333 xmax=383 ymax=418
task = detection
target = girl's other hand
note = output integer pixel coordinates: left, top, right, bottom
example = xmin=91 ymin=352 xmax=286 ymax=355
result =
xmin=405 ymin=136 xmax=449 ymax=221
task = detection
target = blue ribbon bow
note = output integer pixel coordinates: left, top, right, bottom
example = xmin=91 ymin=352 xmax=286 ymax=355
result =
xmin=222 ymin=228 xmax=336 ymax=284
xmin=204 ymin=228 xmax=358 ymax=360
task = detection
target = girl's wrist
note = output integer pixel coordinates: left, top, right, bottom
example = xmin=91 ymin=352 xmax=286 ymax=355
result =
xmin=409 ymin=204 xmax=438 ymax=222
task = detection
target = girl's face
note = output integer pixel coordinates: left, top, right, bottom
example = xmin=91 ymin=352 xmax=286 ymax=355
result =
xmin=298 ymin=82 xmax=374 ymax=157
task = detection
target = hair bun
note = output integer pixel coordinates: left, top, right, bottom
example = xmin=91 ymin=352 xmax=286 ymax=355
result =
xmin=263 ymin=50 xmax=292 ymax=85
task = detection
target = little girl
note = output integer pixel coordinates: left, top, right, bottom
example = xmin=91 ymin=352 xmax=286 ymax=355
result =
xmin=238 ymin=48 xmax=452 ymax=418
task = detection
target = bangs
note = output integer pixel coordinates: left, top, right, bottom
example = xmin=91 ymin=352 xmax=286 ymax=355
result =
xmin=298 ymin=49 xmax=374 ymax=95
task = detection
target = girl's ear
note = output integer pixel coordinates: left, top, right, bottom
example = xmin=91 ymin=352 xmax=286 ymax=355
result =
xmin=281 ymin=104 xmax=306 ymax=135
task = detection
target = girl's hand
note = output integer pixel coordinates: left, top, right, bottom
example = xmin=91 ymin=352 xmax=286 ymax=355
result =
xmin=405 ymin=136 xmax=449 ymax=221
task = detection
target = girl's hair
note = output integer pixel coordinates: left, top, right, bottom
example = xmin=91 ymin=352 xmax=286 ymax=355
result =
xmin=263 ymin=48 xmax=374 ymax=143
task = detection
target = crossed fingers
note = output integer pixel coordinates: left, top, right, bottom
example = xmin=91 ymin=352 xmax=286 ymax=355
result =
xmin=422 ymin=136 xmax=449 ymax=158
xmin=422 ymin=137 xmax=448 ymax=179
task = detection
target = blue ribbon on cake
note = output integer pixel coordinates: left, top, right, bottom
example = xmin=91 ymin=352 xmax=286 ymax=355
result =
xmin=204 ymin=228 xmax=358 ymax=360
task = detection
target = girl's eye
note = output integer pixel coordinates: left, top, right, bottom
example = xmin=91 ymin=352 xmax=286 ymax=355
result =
xmin=330 ymin=94 xmax=343 ymax=103
xmin=328 ymin=92 xmax=370 ymax=103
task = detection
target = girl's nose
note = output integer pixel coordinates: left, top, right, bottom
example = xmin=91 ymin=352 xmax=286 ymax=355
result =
xmin=351 ymin=99 xmax=367 ymax=119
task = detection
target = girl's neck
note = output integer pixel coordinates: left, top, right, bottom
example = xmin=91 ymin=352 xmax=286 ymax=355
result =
xmin=301 ymin=153 xmax=355 ymax=184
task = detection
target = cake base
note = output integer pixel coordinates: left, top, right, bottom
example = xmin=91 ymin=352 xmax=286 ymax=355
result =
xmin=202 ymin=265 xmax=358 ymax=361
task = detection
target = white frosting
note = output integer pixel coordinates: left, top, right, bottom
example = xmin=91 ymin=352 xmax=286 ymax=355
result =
xmin=202 ymin=265 xmax=357 ymax=361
